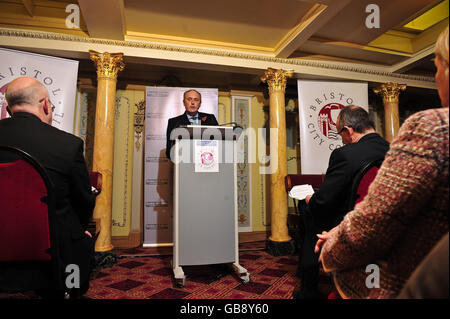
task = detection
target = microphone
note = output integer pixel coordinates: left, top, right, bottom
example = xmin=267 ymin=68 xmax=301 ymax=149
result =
xmin=219 ymin=122 xmax=239 ymax=127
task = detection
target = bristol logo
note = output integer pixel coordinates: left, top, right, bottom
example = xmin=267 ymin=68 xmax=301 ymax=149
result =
xmin=200 ymin=151 xmax=214 ymax=167
xmin=317 ymin=102 xmax=345 ymax=140
xmin=306 ymin=91 xmax=355 ymax=151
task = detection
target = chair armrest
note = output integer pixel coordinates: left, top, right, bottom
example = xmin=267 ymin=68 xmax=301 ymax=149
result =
xmin=89 ymin=171 xmax=102 ymax=196
xmin=285 ymin=175 xmax=294 ymax=192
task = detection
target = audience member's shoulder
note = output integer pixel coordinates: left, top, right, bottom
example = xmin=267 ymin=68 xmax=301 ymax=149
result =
xmin=44 ymin=123 xmax=84 ymax=144
xmin=397 ymin=108 xmax=448 ymax=144
xmin=392 ymin=108 xmax=449 ymax=159
xmin=329 ymin=144 xmax=347 ymax=158
xmin=404 ymin=107 xmax=449 ymax=128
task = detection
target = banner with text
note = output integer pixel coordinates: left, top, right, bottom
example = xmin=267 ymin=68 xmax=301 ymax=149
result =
xmin=144 ymin=87 xmax=218 ymax=246
xmin=297 ymin=80 xmax=368 ymax=174
xmin=0 ymin=47 xmax=79 ymax=133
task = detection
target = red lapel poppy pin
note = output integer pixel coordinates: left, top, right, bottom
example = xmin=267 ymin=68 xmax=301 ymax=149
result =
xmin=201 ymin=116 xmax=206 ymax=122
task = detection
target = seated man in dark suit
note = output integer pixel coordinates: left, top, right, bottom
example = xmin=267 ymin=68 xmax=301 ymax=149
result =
xmin=0 ymin=77 xmax=96 ymax=298
xmin=166 ymin=89 xmax=218 ymax=160
xmin=294 ymin=105 xmax=389 ymax=299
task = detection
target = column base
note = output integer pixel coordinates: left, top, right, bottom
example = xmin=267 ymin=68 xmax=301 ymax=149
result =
xmin=265 ymin=239 xmax=296 ymax=257
xmin=95 ymin=244 xmax=114 ymax=252
xmin=94 ymin=251 xmax=118 ymax=269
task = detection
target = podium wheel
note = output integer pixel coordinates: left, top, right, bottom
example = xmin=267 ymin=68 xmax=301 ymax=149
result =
xmin=176 ymin=277 xmax=186 ymax=288
xmin=241 ymin=273 xmax=251 ymax=284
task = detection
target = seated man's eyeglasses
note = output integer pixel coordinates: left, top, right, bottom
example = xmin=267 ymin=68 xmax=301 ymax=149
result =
xmin=39 ymin=97 xmax=55 ymax=112
xmin=337 ymin=126 xmax=345 ymax=135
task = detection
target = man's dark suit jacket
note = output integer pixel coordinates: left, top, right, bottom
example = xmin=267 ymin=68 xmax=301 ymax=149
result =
xmin=165 ymin=111 xmax=219 ymax=160
xmin=308 ymin=132 xmax=390 ymax=229
xmin=298 ymin=132 xmax=389 ymax=272
xmin=0 ymin=112 xmax=96 ymax=292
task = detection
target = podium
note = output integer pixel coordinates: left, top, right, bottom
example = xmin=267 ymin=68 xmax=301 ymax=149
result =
xmin=171 ymin=125 xmax=250 ymax=287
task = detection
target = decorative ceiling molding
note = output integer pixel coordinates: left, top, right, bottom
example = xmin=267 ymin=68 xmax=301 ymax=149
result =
xmin=390 ymin=45 xmax=435 ymax=73
xmin=0 ymin=28 xmax=436 ymax=87
xmin=274 ymin=0 xmax=351 ymax=58
xmin=126 ymin=31 xmax=274 ymax=54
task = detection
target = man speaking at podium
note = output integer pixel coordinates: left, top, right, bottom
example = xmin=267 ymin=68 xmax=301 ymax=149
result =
xmin=166 ymin=89 xmax=218 ymax=160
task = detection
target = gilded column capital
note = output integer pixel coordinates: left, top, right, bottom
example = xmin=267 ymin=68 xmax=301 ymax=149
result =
xmin=261 ymin=68 xmax=294 ymax=94
xmin=89 ymin=50 xmax=125 ymax=80
xmin=374 ymin=82 xmax=406 ymax=103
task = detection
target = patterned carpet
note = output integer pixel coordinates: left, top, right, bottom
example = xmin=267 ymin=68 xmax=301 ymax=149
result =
xmin=83 ymin=242 xmax=333 ymax=299
xmin=0 ymin=242 xmax=334 ymax=299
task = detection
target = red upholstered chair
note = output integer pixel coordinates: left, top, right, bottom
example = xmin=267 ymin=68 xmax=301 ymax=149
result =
xmin=0 ymin=145 xmax=63 ymax=294
xmin=326 ymin=159 xmax=382 ymax=300
xmin=348 ymin=159 xmax=383 ymax=211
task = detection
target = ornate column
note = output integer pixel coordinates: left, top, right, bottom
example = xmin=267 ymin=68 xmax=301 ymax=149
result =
xmin=261 ymin=68 xmax=295 ymax=256
xmin=89 ymin=50 xmax=125 ymax=252
xmin=374 ymin=82 xmax=406 ymax=142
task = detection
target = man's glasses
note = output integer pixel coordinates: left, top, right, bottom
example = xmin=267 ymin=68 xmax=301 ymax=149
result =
xmin=39 ymin=97 xmax=55 ymax=112
xmin=337 ymin=126 xmax=347 ymax=135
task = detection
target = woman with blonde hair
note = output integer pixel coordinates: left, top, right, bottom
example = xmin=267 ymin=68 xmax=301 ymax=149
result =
xmin=314 ymin=26 xmax=449 ymax=299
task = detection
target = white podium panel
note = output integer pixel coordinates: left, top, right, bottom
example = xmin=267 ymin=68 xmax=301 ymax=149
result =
xmin=172 ymin=126 xmax=250 ymax=286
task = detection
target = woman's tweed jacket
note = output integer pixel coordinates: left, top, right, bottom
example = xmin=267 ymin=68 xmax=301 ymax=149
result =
xmin=320 ymin=107 xmax=449 ymax=299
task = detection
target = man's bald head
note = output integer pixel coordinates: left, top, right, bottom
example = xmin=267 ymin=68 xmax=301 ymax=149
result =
xmin=5 ymin=77 xmax=52 ymax=125
xmin=5 ymin=77 xmax=47 ymax=108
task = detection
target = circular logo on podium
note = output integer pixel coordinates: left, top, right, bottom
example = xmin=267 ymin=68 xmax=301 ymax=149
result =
xmin=200 ymin=151 xmax=215 ymax=167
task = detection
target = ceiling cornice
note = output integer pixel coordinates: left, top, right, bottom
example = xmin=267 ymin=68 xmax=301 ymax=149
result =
xmin=0 ymin=28 xmax=436 ymax=89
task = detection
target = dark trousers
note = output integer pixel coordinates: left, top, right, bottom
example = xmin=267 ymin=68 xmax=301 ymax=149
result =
xmin=297 ymin=201 xmax=346 ymax=297
xmin=68 ymin=234 xmax=95 ymax=297
xmin=296 ymin=201 xmax=322 ymax=296
xmin=296 ymin=201 xmax=345 ymax=296
xmin=297 ymin=201 xmax=321 ymax=272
